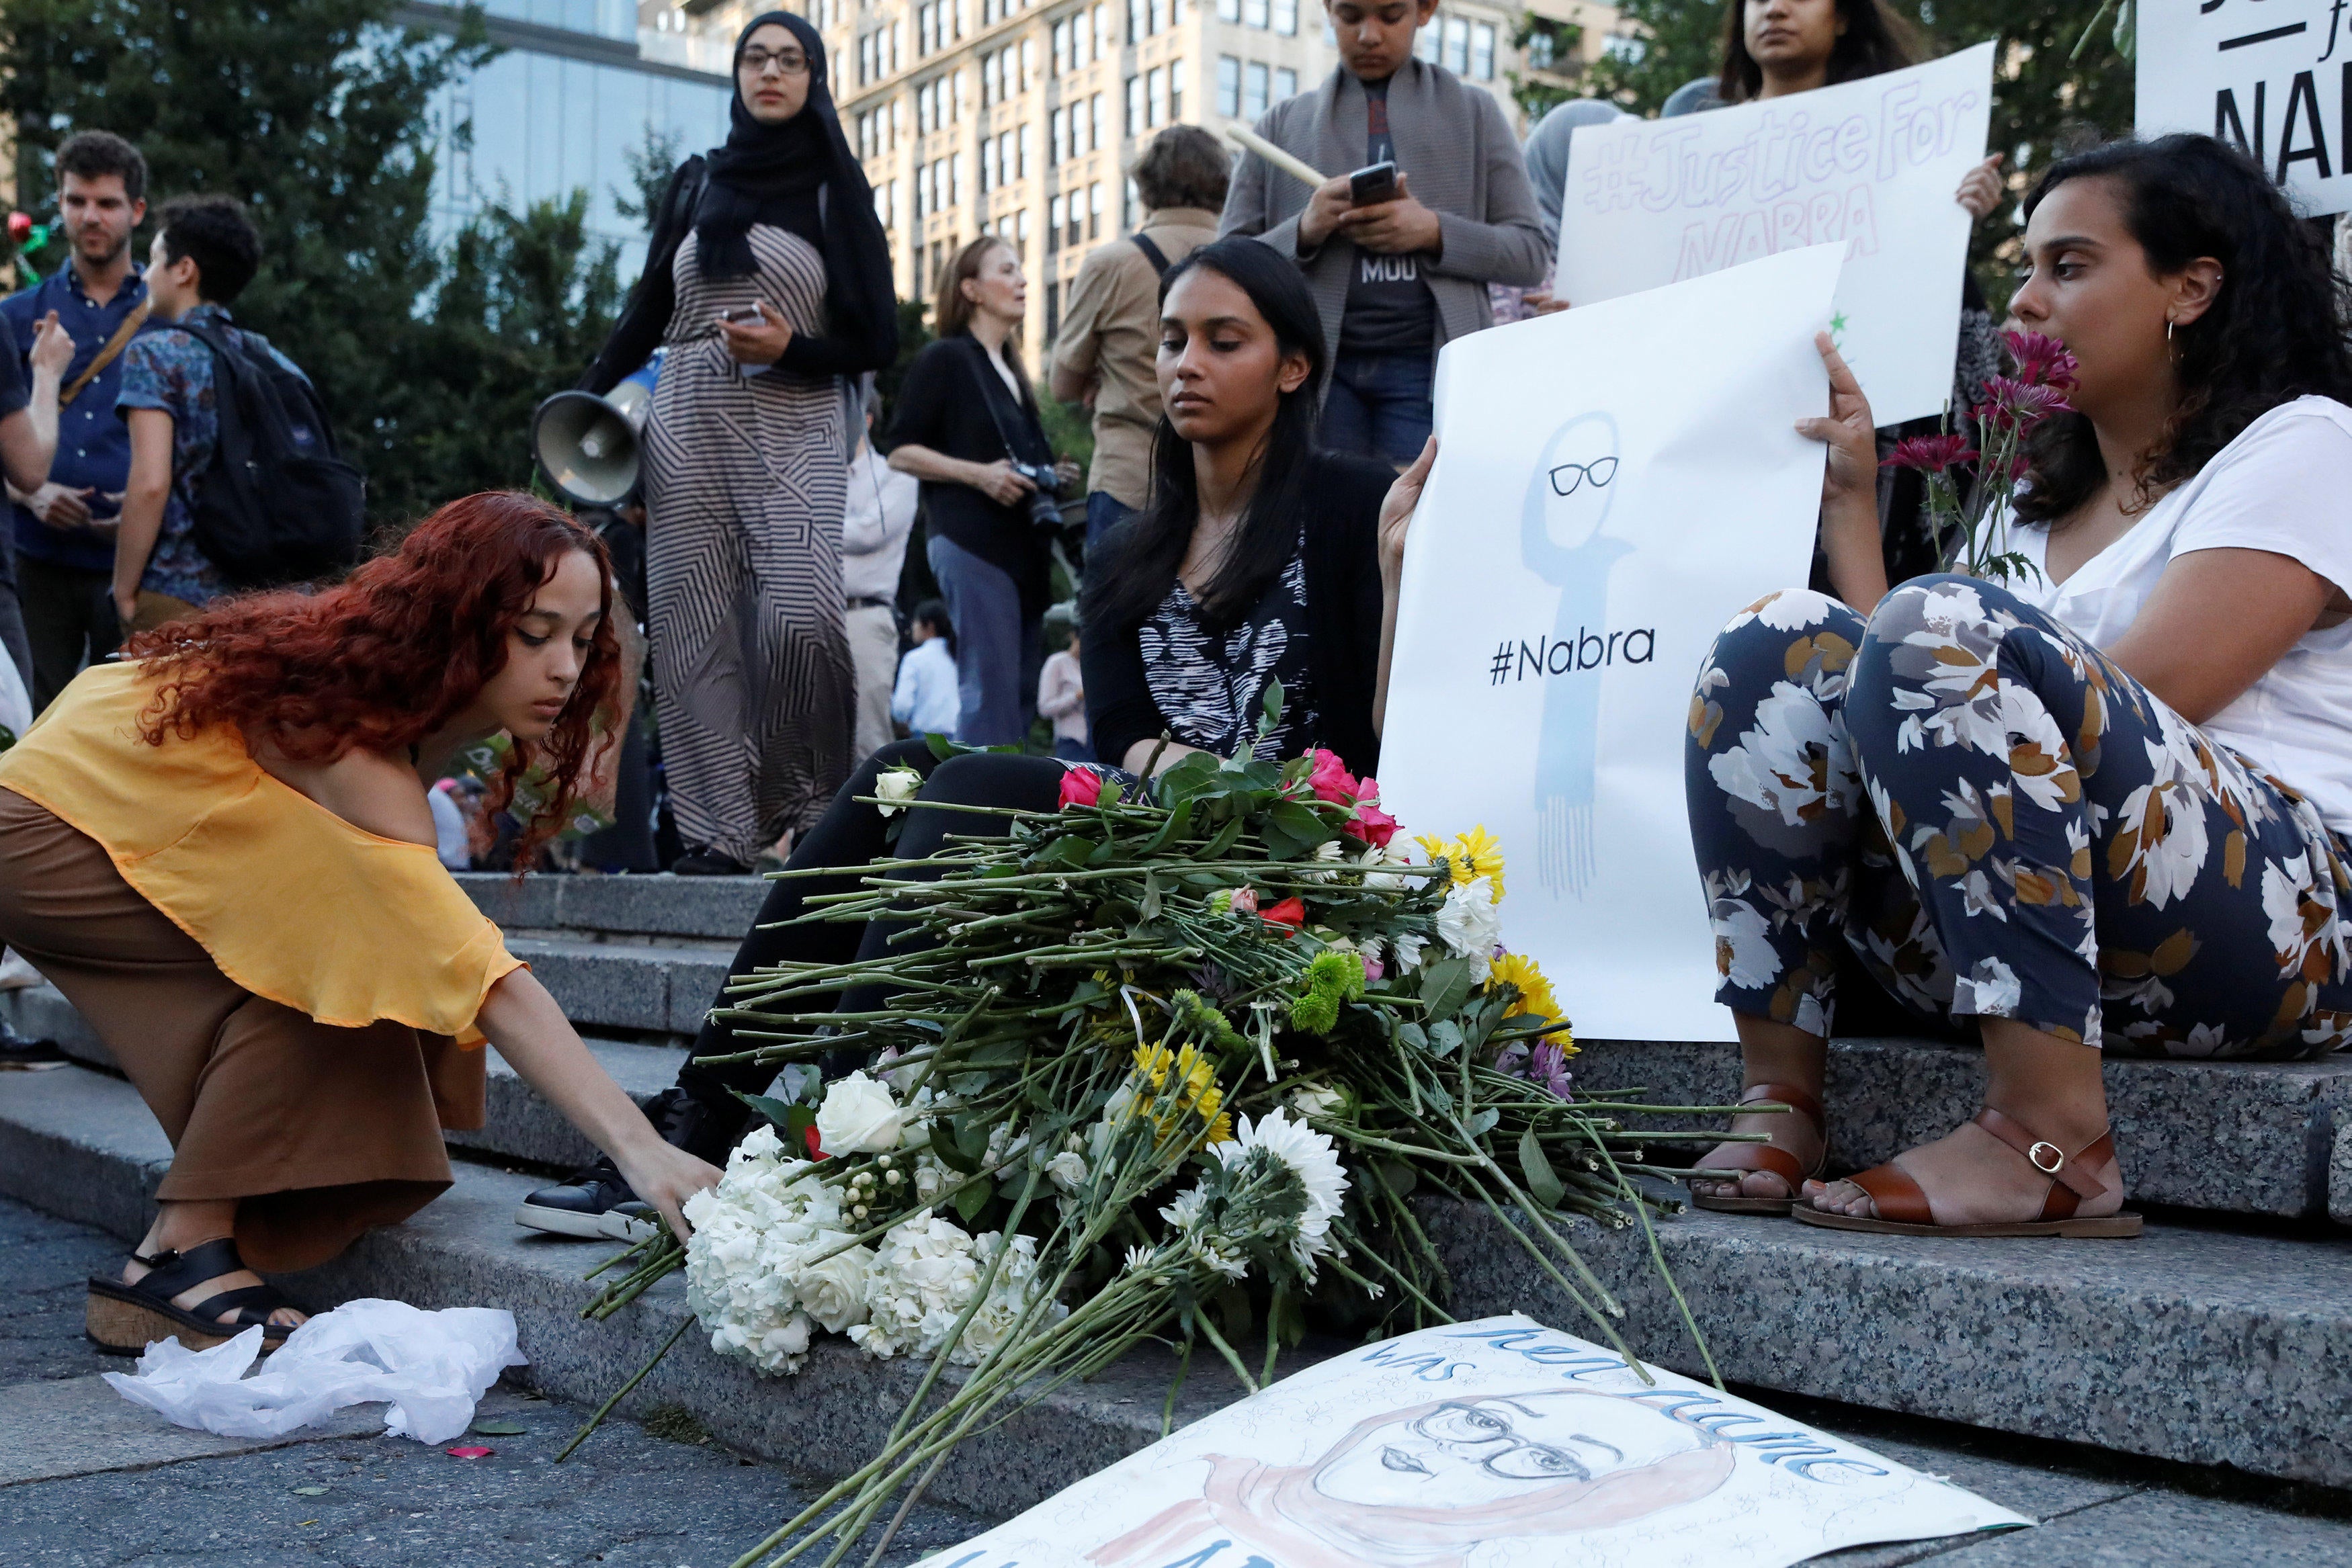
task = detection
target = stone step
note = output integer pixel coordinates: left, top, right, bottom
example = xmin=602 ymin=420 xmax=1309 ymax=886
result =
xmin=1572 ymin=1034 xmax=2352 ymax=1223
xmin=501 ymin=934 xmax=733 ymax=1038
xmin=5 ymin=1061 xmax=2350 ymax=1495
xmin=456 ymin=870 xmax=765 ymax=942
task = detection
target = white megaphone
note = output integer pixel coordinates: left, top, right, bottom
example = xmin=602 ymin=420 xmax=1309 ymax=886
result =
xmin=532 ymin=352 xmax=662 ymax=508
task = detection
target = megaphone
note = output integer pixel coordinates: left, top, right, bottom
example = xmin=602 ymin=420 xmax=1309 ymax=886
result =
xmin=531 ymin=353 xmax=661 ymax=508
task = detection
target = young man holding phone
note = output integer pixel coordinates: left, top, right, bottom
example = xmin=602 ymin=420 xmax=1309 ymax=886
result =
xmin=1218 ymin=0 xmax=1547 ymax=464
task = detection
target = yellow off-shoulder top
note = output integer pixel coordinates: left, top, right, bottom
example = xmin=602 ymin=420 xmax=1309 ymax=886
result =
xmin=0 ymin=661 xmax=522 ymax=1047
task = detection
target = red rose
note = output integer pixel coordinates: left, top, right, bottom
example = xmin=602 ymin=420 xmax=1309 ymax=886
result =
xmin=1260 ymin=896 xmax=1307 ymax=928
xmin=803 ymin=1124 xmax=828 ymax=1160
xmin=1058 ymin=766 xmax=1103 ymax=809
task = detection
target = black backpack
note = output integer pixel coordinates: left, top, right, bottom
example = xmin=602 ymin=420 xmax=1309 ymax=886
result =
xmin=173 ymin=318 xmax=366 ymax=589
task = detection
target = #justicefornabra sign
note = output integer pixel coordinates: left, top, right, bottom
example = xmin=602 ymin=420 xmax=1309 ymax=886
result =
xmin=1555 ymin=42 xmax=1992 ymax=426
xmin=921 ymin=1315 xmax=2029 ymax=1568
xmin=2137 ymin=0 xmax=2352 ymax=217
xmin=1376 ymin=245 xmax=1841 ymax=1045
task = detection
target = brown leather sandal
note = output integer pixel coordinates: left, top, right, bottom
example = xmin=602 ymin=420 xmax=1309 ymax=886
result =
xmin=1792 ymin=1108 xmax=2142 ymax=1237
xmin=1687 ymin=1082 xmax=1828 ymax=1215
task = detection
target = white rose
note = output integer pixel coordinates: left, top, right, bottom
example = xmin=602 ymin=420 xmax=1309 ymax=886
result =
xmin=1290 ymin=1086 xmax=1343 ymax=1120
xmin=874 ymin=766 xmax=923 ymax=816
xmin=1046 ymin=1150 xmax=1089 ymax=1192
xmin=815 ymin=1071 xmax=906 ymax=1154
xmin=1435 ymin=877 xmax=1502 ymax=981
xmin=796 ymin=1239 xmax=876 ymax=1333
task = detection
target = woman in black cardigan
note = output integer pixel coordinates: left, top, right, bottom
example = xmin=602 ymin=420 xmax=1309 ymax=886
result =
xmin=517 ymin=239 xmax=1428 ymax=1236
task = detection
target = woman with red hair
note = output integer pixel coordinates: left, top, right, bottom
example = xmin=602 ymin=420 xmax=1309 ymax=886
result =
xmin=0 ymin=491 xmax=720 ymax=1354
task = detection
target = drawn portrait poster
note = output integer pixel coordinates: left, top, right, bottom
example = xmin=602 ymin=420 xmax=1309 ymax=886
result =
xmin=1375 ymin=245 xmax=1841 ymax=1044
xmin=919 ymin=1315 xmax=2029 ymax=1568
xmin=2137 ymin=0 xmax=2352 ymax=218
xmin=1555 ymin=42 xmax=1993 ymax=425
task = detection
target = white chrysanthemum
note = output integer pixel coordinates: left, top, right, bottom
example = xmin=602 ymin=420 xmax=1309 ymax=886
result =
xmin=1159 ymin=1186 xmax=1210 ymax=1231
xmin=1435 ymin=877 xmax=1503 ymax=980
xmin=1300 ymin=838 xmax=1349 ymax=882
xmin=1390 ymin=931 xmax=1428 ymax=973
xmin=1358 ymin=838 xmax=1421 ymax=891
xmin=1214 ymin=1108 xmax=1348 ymax=1265
xmin=874 ymin=766 xmax=922 ymax=816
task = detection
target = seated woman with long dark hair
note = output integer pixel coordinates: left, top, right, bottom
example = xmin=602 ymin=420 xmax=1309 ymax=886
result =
xmin=519 ymin=237 xmax=1433 ymax=1234
xmin=0 ymin=494 xmax=722 ymax=1350
xmin=1685 ymin=134 xmax=2352 ymax=1235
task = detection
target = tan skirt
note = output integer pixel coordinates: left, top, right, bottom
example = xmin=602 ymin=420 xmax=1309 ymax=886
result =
xmin=0 ymin=786 xmax=485 ymax=1271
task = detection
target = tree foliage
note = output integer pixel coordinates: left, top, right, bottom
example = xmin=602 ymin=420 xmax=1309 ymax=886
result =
xmin=0 ymin=0 xmax=626 ymax=527
xmin=1570 ymin=0 xmax=2138 ymax=305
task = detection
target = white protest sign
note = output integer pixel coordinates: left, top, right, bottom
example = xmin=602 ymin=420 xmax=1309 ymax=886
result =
xmin=1557 ymin=42 xmax=1992 ymax=426
xmin=921 ymin=1315 xmax=2031 ymax=1568
xmin=2137 ymin=0 xmax=2352 ymax=216
xmin=1376 ymin=245 xmax=1841 ymax=1045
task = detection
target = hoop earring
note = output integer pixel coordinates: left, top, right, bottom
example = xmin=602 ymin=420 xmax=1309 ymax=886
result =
xmin=2165 ymin=316 xmax=2175 ymax=342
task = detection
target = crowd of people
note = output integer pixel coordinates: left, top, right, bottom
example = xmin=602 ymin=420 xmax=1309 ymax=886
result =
xmin=0 ymin=0 xmax=2347 ymax=1343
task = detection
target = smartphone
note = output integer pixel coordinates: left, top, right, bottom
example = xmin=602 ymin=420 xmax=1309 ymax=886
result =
xmin=1348 ymin=161 xmax=1399 ymax=206
xmin=720 ymin=305 xmax=766 ymax=325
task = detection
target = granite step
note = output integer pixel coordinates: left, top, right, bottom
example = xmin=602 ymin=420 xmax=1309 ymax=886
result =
xmin=1573 ymin=1034 xmax=2352 ymax=1223
xmin=455 ymin=870 xmax=765 ymax=942
xmin=4 ymin=1061 xmax=2349 ymax=1494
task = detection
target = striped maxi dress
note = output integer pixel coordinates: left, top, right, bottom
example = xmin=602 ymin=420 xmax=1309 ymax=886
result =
xmin=641 ymin=222 xmax=855 ymax=863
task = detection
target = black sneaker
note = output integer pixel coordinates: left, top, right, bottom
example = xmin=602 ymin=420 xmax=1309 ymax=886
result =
xmin=514 ymin=1160 xmax=636 ymax=1239
xmin=0 ymin=1020 xmax=67 ymax=1072
xmin=670 ymin=846 xmax=753 ymax=876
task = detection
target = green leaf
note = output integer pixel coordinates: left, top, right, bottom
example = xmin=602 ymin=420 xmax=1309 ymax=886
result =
xmin=1394 ymin=1020 xmax=1429 ymax=1053
xmin=931 ymin=1120 xmax=983 ymax=1175
xmin=1201 ymin=814 xmax=1247 ymax=859
xmin=1259 ymin=801 xmax=1331 ymax=860
xmin=1140 ymin=871 xmax=1164 ymax=921
xmin=1427 ymin=1020 xmax=1465 ymax=1059
xmin=952 ymin=1176 xmax=993 ymax=1224
xmin=729 ymin=1090 xmax=799 ymax=1132
xmin=963 ymin=1040 xmax=1025 ymax=1070
xmin=1374 ymin=1160 xmax=1419 ymax=1199
xmin=1517 ymin=1127 xmax=1565 ymax=1209
xmin=1465 ymin=1107 xmax=1501 ymax=1139
xmin=1258 ymin=677 xmax=1286 ymax=738
xmin=470 ymin=1419 xmax=528 ymax=1436
xmin=955 ymin=1117 xmax=991 ymax=1164
xmin=1419 ymin=957 xmax=1473 ymax=1022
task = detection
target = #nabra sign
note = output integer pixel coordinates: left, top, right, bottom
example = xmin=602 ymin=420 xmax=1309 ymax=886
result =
xmin=2137 ymin=0 xmax=2352 ymax=217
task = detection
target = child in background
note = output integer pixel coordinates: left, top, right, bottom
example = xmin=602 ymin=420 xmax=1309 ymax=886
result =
xmin=890 ymin=600 xmax=960 ymax=742
xmin=1037 ymin=617 xmax=1091 ymax=763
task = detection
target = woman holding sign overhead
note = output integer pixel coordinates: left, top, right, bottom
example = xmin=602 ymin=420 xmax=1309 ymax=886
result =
xmin=1685 ymin=134 xmax=2352 ymax=1237
xmin=1712 ymin=0 xmax=2008 ymax=586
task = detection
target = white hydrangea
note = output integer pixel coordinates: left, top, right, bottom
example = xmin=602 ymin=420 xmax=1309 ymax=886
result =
xmin=683 ymin=1132 xmax=873 ymax=1377
xmin=849 ymin=1217 xmax=1066 ymax=1365
xmin=952 ymin=1232 xmax=1066 ymax=1366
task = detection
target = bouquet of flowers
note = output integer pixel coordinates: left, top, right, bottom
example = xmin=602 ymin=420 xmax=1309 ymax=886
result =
xmin=570 ymin=708 xmax=1739 ymax=1567
xmin=1885 ymin=328 xmax=2081 ymax=584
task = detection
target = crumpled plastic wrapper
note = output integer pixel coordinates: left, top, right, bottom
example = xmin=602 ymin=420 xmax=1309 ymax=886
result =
xmin=102 ymin=1297 xmax=528 ymax=1444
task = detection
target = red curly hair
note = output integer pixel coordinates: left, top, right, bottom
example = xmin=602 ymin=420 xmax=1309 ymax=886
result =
xmin=122 ymin=491 xmax=622 ymax=869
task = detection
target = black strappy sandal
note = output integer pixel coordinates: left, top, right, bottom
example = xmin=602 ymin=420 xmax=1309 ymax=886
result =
xmin=85 ymin=1237 xmax=305 ymax=1356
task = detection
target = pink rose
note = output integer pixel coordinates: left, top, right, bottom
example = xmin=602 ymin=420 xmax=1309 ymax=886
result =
xmin=1361 ymin=952 xmax=1384 ymax=983
xmin=1058 ymin=767 xmax=1103 ymax=809
xmin=1228 ymin=887 xmax=1260 ymax=916
xmin=1347 ymin=789 xmax=1399 ymax=848
xmin=1308 ymin=748 xmax=1360 ymax=807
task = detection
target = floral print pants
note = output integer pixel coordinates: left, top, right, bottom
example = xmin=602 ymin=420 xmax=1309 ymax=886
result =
xmin=1685 ymin=575 xmax=2352 ymax=1059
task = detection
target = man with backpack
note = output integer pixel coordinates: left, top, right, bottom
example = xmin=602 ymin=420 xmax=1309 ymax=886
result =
xmin=113 ymin=195 xmax=357 ymax=629
xmin=1049 ymin=126 xmax=1228 ymax=553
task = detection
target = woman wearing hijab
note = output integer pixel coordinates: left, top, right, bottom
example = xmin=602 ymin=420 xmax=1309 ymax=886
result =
xmin=583 ymin=12 xmax=898 ymax=875
xmin=1490 ymin=98 xmax=1624 ymax=325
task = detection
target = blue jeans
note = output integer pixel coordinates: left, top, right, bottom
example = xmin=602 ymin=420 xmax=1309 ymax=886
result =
xmin=1320 ymin=351 xmax=1434 ymax=466
xmin=1084 ymin=491 xmax=1136 ymax=557
xmin=925 ymin=531 xmax=1040 ymax=748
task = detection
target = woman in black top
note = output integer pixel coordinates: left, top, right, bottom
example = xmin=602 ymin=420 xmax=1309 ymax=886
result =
xmin=579 ymin=12 xmax=898 ymax=875
xmin=516 ymin=238 xmax=1429 ymax=1235
xmin=885 ymin=236 xmax=1073 ymax=746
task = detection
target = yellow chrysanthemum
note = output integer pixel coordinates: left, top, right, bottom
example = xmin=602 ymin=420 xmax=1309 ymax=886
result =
xmin=1415 ymin=826 xmax=1506 ymax=902
xmin=1487 ymin=951 xmax=1560 ymax=1026
xmin=1128 ymin=1041 xmax=1228 ymax=1151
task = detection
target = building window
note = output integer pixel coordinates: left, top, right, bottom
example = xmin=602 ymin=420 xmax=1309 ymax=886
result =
xmin=1169 ymin=56 xmax=1183 ymax=118
xmin=1443 ymin=16 xmax=1470 ymax=73
xmin=1274 ymin=64 xmax=1296 ymax=101
xmin=1093 ymin=3 xmax=1113 ymax=60
xmin=1148 ymin=0 xmax=1167 ymax=33
xmin=1243 ymin=0 xmax=1266 ymax=26
xmin=1021 ymin=37 xmax=1037 ymax=91
xmin=1124 ymin=175 xmax=1139 ymax=229
xmin=1243 ymin=59 xmax=1268 ymax=118
xmin=1273 ymin=0 xmax=1296 ymax=32
xmin=1126 ymin=0 xmax=1142 ymax=41
xmin=954 ymin=0 xmax=969 ymax=38
xmin=1049 ymin=193 xmax=1065 ymax=251
xmin=917 ymin=82 xmax=932 ymax=134
xmin=952 ymin=152 xmax=967 ymax=206
xmin=1470 ymin=20 xmax=1494 ymax=79
xmin=1125 ymin=75 xmax=1143 ymax=135
xmin=1089 ymin=181 xmax=1105 ymax=238
xmin=1065 ymin=190 xmax=1083 ymax=246
xmin=981 ymin=135 xmax=997 ymax=191
xmin=1019 ymin=124 xmax=1034 ymax=177
xmin=1146 ymin=65 xmax=1166 ymax=126
xmin=1216 ymin=54 xmax=1240 ymax=116
xmin=1089 ymin=91 xmax=1105 ymax=148
xmin=1050 ymin=106 xmax=1066 ymax=163
xmin=1052 ymin=18 xmax=1068 ymax=73
xmin=1415 ymin=22 xmax=1438 ymax=62
xmin=1218 ymin=0 xmax=1238 ymax=17
xmin=914 ymin=161 xmax=927 ymax=219
xmin=892 ymin=97 xmax=906 ymax=146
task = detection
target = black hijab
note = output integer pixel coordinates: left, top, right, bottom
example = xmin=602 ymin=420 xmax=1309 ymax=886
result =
xmin=583 ymin=11 xmax=898 ymax=392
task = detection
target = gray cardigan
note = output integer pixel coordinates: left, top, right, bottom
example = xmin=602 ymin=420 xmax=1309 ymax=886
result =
xmin=1218 ymin=60 xmax=1548 ymax=388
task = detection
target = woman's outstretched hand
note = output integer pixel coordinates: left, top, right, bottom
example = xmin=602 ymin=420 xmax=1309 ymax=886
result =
xmin=1378 ymin=435 xmax=1437 ymax=592
xmin=614 ymin=1139 xmax=722 ymax=1244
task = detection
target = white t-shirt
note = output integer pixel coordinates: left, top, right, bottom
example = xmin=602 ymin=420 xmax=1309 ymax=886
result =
xmin=1989 ymin=395 xmax=2352 ymax=836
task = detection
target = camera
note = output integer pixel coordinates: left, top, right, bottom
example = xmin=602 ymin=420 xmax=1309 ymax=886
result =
xmin=1011 ymin=459 xmax=1064 ymax=528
